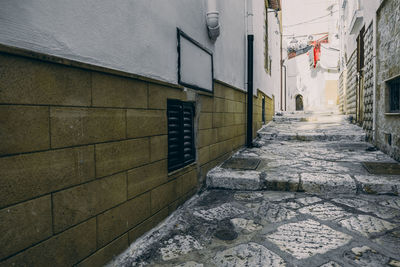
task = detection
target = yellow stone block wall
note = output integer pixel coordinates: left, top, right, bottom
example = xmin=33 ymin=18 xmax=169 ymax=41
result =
xmin=0 ymin=49 xmax=272 ymax=266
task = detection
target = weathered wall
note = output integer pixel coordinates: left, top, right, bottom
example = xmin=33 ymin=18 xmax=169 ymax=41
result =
xmin=338 ymin=69 xmax=347 ymax=113
xmin=375 ymin=0 xmax=400 ymax=161
xmin=363 ymin=23 xmax=374 ymax=141
xmin=0 ymin=49 xmax=272 ymax=266
xmin=346 ymin=50 xmax=357 ymax=118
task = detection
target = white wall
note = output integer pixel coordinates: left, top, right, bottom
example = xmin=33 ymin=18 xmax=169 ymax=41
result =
xmin=253 ymin=0 xmax=282 ymax=102
xmin=285 ymin=52 xmax=339 ymax=112
xmin=0 ymin=0 xmax=246 ymax=90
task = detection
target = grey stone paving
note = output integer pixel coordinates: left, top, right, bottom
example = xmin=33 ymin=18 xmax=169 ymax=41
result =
xmin=111 ymin=113 xmax=400 ymax=267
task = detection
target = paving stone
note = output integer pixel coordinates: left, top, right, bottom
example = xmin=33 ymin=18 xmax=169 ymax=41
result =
xmin=281 ymin=201 xmax=301 ymax=209
xmin=295 ymin=196 xmax=322 ymax=205
xmin=258 ymin=202 xmax=297 ymax=223
xmin=373 ymin=230 xmax=400 ymax=254
xmin=266 ymin=219 xmax=352 ymax=259
xmin=379 ymin=198 xmax=400 ymax=210
xmin=299 ymin=203 xmax=351 ymax=221
xmin=174 ymin=261 xmax=204 ymax=267
xmin=213 ymin=242 xmax=286 ymax=267
xmin=343 ymin=246 xmax=390 ymax=266
xmin=339 ymin=215 xmax=397 ymax=237
xmin=319 ymin=261 xmax=342 ymax=267
xmin=231 ymin=218 xmax=262 ymax=233
xmin=389 ymin=259 xmax=400 ymax=267
xmin=234 ymin=192 xmax=263 ymax=201
xmin=192 ymin=203 xmax=244 ymax=222
xmin=263 ymin=192 xmax=296 ymax=202
xmin=355 ymin=175 xmax=399 ymax=195
xmin=358 ymin=204 xmax=400 ymax=220
xmin=332 ymin=198 xmax=370 ymax=208
xmin=159 ymin=235 xmax=203 ymax=261
xmin=301 ymin=173 xmax=356 ymax=194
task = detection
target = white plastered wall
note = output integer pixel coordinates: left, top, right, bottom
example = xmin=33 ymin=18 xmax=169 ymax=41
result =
xmin=0 ymin=0 xmax=247 ymax=90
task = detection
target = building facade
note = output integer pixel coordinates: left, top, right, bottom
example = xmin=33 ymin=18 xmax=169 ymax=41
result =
xmin=282 ymin=1 xmax=340 ymax=112
xmin=338 ymin=0 xmax=399 ymax=160
xmin=0 ymin=0 xmax=282 ymax=266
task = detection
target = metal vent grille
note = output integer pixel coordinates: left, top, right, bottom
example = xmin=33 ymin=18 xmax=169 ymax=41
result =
xmin=167 ymin=99 xmax=195 ymax=172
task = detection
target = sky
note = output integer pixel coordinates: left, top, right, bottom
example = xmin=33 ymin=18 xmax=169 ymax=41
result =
xmin=282 ymin=0 xmax=339 ymax=39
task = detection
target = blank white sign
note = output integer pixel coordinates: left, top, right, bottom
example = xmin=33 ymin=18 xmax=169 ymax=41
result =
xmin=179 ymin=34 xmax=213 ymax=92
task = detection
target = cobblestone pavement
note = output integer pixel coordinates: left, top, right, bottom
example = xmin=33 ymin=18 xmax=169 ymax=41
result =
xmin=111 ymin=113 xmax=400 ymax=267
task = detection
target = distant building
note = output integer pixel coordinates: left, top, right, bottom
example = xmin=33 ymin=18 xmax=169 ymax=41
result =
xmin=283 ymin=32 xmax=340 ymax=112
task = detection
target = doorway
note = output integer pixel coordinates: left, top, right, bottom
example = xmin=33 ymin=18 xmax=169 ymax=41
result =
xmin=296 ymin=95 xmax=304 ymax=111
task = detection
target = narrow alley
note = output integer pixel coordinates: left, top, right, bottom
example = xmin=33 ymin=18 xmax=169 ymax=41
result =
xmin=111 ymin=112 xmax=400 ymax=267
xmin=0 ymin=0 xmax=399 ymax=266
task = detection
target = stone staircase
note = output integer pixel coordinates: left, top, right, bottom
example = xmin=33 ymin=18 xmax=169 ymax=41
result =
xmin=206 ymin=112 xmax=400 ymax=195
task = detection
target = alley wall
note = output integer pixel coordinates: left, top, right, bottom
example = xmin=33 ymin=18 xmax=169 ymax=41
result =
xmin=0 ymin=48 xmax=273 ymax=266
xmin=375 ymin=0 xmax=400 ymax=161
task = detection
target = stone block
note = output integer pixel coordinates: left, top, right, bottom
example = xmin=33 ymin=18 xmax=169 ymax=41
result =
xmin=0 ymin=218 xmax=96 ymax=267
xmin=198 ymin=146 xmax=210 ymax=166
xmin=77 ymin=234 xmax=128 ymax=267
xmin=148 ymin=83 xmax=185 ymax=109
xmin=0 ymin=53 xmax=91 ymax=106
xmin=217 ymin=126 xmax=232 ymax=142
xmin=199 ymin=113 xmax=212 ymax=130
xmin=127 ymin=160 xmax=168 ymax=199
xmin=0 ymin=196 xmax=52 ymax=260
xmin=178 ymin=170 xmax=198 ymax=196
xmin=226 ymin=100 xmax=236 ymax=113
xmin=0 ymin=105 xmax=49 ymax=155
xmin=127 ymin=109 xmax=167 ymax=138
xmin=212 ymin=113 xmax=224 ymax=128
xmin=198 ymin=128 xmax=217 ymax=148
xmin=223 ymin=113 xmax=235 ymax=126
xmin=50 ymin=107 xmax=125 ymax=148
xmin=199 ymin=95 xmax=213 ymax=112
xmin=97 ymin=193 xmax=150 ymax=247
xmin=234 ymin=90 xmax=246 ymax=102
xmin=234 ymin=113 xmax=245 ymax=125
xmin=214 ymin=83 xmax=225 ymax=98
xmin=95 ymin=138 xmax=149 ymax=177
xmin=128 ymin=207 xmax=169 ymax=244
xmin=213 ymin=98 xmax=225 ymax=113
xmin=0 ymin=146 xmax=95 ymax=208
xmin=53 ymin=173 xmax=127 ymax=233
xmin=150 ymin=135 xmax=168 ymax=162
xmin=92 ymin=72 xmax=147 ymax=108
xmin=209 ymin=142 xmax=226 ymax=160
xmin=236 ymin=102 xmax=246 ymax=113
xmin=150 ymin=180 xmax=179 ymax=213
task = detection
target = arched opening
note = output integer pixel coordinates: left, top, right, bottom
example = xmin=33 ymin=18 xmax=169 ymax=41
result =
xmin=295 ymin=95 xmax=304 ymax=111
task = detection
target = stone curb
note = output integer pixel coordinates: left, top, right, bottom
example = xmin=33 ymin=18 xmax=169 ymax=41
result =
xmin=206 ymin=167 xmax=400 ymax=196
xmin=257 ymin=132 xmax=366 ymax=142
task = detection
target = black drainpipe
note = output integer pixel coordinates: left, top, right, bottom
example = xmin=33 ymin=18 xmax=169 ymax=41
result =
xmin=283 ymin=64 xmax=287 ymax=111
xmin=246 ymin=34 xmax=254 ymax=148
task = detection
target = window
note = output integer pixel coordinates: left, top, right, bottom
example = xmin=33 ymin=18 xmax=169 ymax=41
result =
xmin=167 ymin=99 xmax=195 ymax=172
xmin=388 ymin=78 xmax=400 ymax=113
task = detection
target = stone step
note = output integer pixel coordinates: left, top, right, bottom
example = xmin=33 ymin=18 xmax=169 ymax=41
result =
xmin=206 ymin=167 xmax=400 ymax=195
xmin=273 ymin=114 xmax=345 ymax=123
xmin=257 ymin=132 xmax=366 ymax=142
